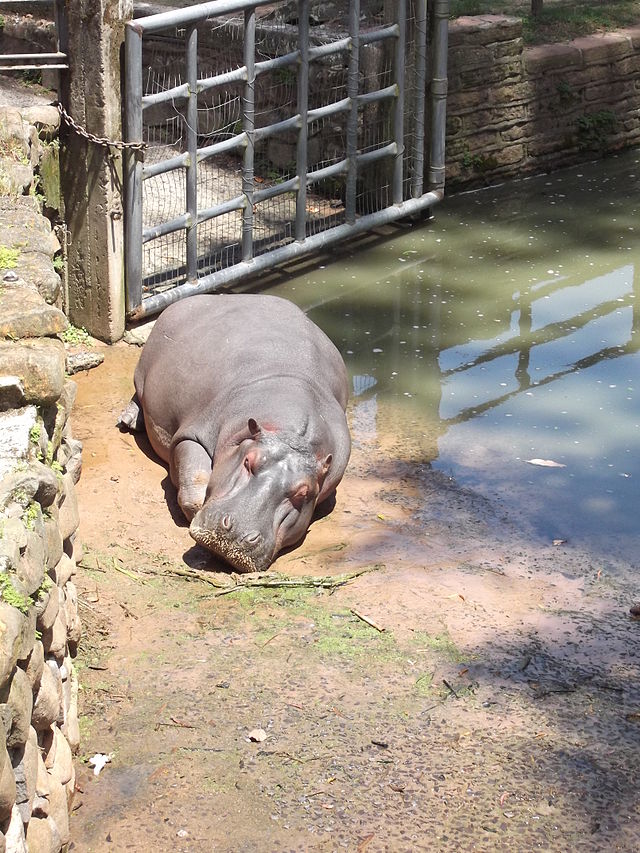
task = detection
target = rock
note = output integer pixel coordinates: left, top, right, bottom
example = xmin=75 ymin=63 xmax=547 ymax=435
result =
xmin=31 ymin=663 xmax=61 ymax=731
xmin=1 ymin=518 xmax=27 ymax=551
xmin=0 ymin=405 xmax=37 ymax=478
xmin=0 ymin=196 xmax=60 ymax=259
xmin=61 ymin=665 xmax=79 ymax=754
xmin=0 ymin=739 xmax=16 ymax=825
xmin=57 ymin=437 xmax=82 ymax=484
xmin=0 ymin=339 xmax=65 ymax=407
xmin=123 ymin=319 xmax=156 ymax=345
xmin=35 ymin=743 xmax=49 ymax=799
xmin=21 ymin=640 xmax=44 ymax=693
xmin=13 ymin=729 xmax=39 ymax=823
xmin=44 ymin=775 xmax=69 ymax=847
xmin=32 ymin=462 xmax=60 ymax=509
xmin=3 ymin=804 xmax=26 ymax=853
xmin=49 ymin=554 xmax=74 ymax=588
xmin=64 ymin=584 xmax=80 ymax=653
xmin=35 ymin=587 xmax=58 ymax=634
xmin=0 ymin=108 xmax=28 ymax=156
xmin=21 ymin=105 xmax=60 ymax=138
xmin=0 ymin=284 xmax=66 ymax=341
xmin=6 ymin=666 xmax=33 ymax=750
xmin=42 ymin=592 xmax=67 ymax=660
xmin=0 ymin=603 xmax=30 ymax=692
xmin=57 ymin=381 xmax=77 ymax=423
xmin=43 ymin=515 xmax=63 ymax=571
xmin=18 ymin=527 xmax=46 ymax=596
xmin=48 ymin=727 xmax=72 ymax=786
xmin=0 ymin=534 xmax=20 ymax=574
xmin=57 ymin=473 xmax=79 ymax=541
xmin=25 ymin=816 xmax=58 ymax=853
xmin=0 ymin=376 xmax=24 ymax=412
xmin=65 ymin=351 xmax=105 ymax=374
xmin=13 ymin=253 xmax=60 ymax=305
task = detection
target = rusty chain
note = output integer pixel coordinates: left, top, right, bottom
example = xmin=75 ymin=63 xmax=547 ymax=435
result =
xmin=56 ymin=102 xmax=147 ymax=152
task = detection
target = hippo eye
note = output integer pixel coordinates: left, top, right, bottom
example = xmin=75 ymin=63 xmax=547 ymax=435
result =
xmin=244 ymin=457 xmax=252 ymax=474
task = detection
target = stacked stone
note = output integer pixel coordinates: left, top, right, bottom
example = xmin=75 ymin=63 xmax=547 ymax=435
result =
xmin=0 ymin=109 xmax=81 ymax=853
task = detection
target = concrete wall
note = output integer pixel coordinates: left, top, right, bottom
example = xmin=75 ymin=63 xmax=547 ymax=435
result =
xmin=447 ymin=15 xmax=640 ymax=188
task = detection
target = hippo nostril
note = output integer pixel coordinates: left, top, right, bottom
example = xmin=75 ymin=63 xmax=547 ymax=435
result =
xmin=244 ymin=531 xmax=262 ymax=545
xmin=222 ymin=514 xmax=232 ymax=531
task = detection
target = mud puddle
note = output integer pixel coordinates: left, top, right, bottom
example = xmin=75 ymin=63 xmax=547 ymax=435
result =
xmin=67 ymin=341 xmax=640 ymax=852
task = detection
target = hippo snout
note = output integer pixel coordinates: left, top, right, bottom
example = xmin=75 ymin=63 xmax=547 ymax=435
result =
xmin=189 ymin=508 xmax=272 ymax=574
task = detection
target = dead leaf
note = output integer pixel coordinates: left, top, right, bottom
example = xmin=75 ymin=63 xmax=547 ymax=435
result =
xmin=526 ymin=458 xmax=566 ymax=468
xmin=500 ymin=791 xmax=510 ymax=806
xmin=552 ymin=539 xmax=566 ymax=546
xmin=357 ymin=834 xmax=375 ymax=852
xmin=247 ymin=728 xmax=267 ymax=742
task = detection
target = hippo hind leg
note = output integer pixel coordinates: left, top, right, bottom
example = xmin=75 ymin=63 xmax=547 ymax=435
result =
xmin=117 ymin=393 xmax=145 ymax=432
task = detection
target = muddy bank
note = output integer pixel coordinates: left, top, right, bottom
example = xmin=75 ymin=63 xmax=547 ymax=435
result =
xmin=68 ymin=342 xmax=639 ymax=852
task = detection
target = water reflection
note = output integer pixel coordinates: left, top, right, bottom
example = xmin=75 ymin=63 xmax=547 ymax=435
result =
xmin=261 ymin=150 xmax=640 ymax=563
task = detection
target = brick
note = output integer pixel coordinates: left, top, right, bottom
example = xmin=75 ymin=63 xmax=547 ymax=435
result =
xmin=574 ymin=32 xmax=633 ymax=64
xmin=525 ymin=43 xmax=582 ymax=75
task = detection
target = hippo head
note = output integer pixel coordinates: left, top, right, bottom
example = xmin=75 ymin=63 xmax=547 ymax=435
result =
xmin=189 ymin=419 xmax=332 ymax=573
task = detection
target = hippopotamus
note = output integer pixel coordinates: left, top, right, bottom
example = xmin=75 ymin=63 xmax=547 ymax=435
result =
xmin=118 ymin=294 xmax=351 ymax=572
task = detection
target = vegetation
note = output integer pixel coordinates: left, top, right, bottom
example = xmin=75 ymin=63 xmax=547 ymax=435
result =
xmin=59 ymin=325 xmax=92 ymax=347
xmin=0 ymin=574 xmax=30 ymax=615
xmin=0 ymin=245 xmax=19 ymax=269
xmin=449 ymin=1 xmax=640 ymax=44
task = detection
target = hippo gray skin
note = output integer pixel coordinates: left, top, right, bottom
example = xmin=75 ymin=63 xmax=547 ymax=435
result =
xmin=118 ymin=294 xmax=351 ymax=573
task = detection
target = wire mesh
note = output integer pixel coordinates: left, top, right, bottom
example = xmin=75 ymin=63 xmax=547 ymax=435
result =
xmin=134 ymin=0 xmax=428 ymax=302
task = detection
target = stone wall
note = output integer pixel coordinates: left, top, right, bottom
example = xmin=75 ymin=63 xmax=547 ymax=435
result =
xmin=447 ymin=15 xmax=640 ymax=188
xmin=0 ymin=104 xmax=82 ymax=853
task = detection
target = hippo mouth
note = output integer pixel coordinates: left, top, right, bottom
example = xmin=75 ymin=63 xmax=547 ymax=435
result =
xmin=189 ymin=522 xmax=267 ymax=574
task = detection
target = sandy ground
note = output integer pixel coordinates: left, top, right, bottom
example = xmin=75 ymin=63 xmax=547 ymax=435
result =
xmin=68 ymin=342 xmax=640 ymax=852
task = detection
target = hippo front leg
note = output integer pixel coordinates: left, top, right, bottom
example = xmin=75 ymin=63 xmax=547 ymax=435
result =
xmin=170 ymin=439 xmax=212 ymax=522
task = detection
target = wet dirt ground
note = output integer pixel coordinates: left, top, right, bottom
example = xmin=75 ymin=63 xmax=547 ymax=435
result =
xmin=69 ymin=342 xmax=640 ymax=852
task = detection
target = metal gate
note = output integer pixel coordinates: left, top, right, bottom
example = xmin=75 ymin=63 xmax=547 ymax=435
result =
xmin=124 ymin=0 xmax=449 ymax=320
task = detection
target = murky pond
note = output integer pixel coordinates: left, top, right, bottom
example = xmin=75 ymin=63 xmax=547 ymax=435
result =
xmin=258 ymin=150 xmax=640 ymax=567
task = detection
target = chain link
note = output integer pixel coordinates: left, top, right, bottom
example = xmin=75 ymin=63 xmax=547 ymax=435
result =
xmin=56 ymin=102 xmax=147 ymax=152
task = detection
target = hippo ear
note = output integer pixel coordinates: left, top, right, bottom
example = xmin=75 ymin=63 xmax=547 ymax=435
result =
xmin=319 ymin=453 xmax=332 ymax=479
xmin=248 ymin=418 xmax=261 ymax=437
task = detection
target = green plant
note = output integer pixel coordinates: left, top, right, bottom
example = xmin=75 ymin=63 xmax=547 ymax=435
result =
xmin=0 ymin=245 xmax=19 ymax=269
xmin=59 ymin=325 xmax=92 ymax=347
xmin=53 ymin=255 xmax=64 ymax=272
xmin=0 ymin=574 xmax=30 ymax=615
xmin=29 ymin=424 xmax=42 ymax=445
xmin=576 ymin=109 xmax=617 ymax=151
xmin=22 ymin=501 xmax=40 ymax=531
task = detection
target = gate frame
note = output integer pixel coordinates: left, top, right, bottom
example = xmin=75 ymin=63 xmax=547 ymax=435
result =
xmin=124 ymin=0 xmax=449 ymax=320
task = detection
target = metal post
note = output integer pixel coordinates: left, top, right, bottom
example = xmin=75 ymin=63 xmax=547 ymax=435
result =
xmin=411 ymin=0 xmax=427 ymax=198
xmin=393 ymin=0 xmax=406 ymax=205
xmin=429 ymin=0 xmax=449 ymax=191
xmin=242 ymin=7 xmax=256 ymax=263
xmin=124 ymin=23 xmax=144 ymax=315
xmin=295 ymin=0 xmax=309 ymax=242
xmin=345 ymin=0 xmax=360 ymax=224
xmin=185 ymin=24 xmax=199 ymax=282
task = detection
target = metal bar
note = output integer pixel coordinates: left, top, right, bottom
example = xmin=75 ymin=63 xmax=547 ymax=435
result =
xmin=242 ymin=6 xmax=256 ymax=264
xmin=306 ymin=159 xmax=348 ymax=186
xmin=345 ymin=0 xmax=360 ymax=225
xmin=393 ymin=0 xmax=406 ymax=204
xmin=256 ymin=50 xmax=299 ymax=77
xmin=429 ymin=0 xmax=449 ymax=191
xmin=253 ymin=114 xmax=301 ymax=143
xmin=359 ymin=24 xmax=399 ymax=46
xmin=0 ymin=52 xmax=67 ymax=63
xmin=307 ymin=37 xmax=351 ymax=61
xmin=357 ymin=142 xmax=397 ymax=167
xmin=130 ymin=190 xmax=445 ymax=320
xmin=134 ymin=0 xmax=275 ymax=35
xmin=358 ymin=85 xmax=396 ymax=107
xmin=295 ymin=0 xmax=309 ymax=242
xmin=185 ymin=24 xmax=199 ymax=283
xmin=197 ymin=65 xmax=247 ymax=95
xmin=411 ymin=0 xmax=428 ymax=199
xmin=143 ymin=213 xmax=191 ymax=243
xmin=307 ymin=98 xmax=350 ymax=123
xmin=197 ymin=195 xmax=246 ymax=225
xmin=124 ymin=23 xmax=144 ymax=315
xmin=0 ymin=63 xmax=68 ymax=70
xmin=54 ymin=0 xmax=68 ymax=61
xmin=197 ymin=132 xmax=248 ymax=162
xmin=142 ymin=152 xmax=190 ymax=181
xmin=254 ymin=176 xmax=299 ymax=205
xmin=142 ymin=83 xmax=189 ymax=109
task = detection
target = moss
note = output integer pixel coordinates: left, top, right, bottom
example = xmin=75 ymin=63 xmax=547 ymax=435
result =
xmin=0 ymin=245 xmax=20 ymax=269
xmin=0 ymin=574 xmax=30 ymax=615
xmin=22 ymin=501 xmax=40 ymax=531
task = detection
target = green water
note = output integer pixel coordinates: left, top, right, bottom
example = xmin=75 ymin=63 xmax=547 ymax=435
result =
xmin=262 ymin=150 xmax=640 ymax=563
